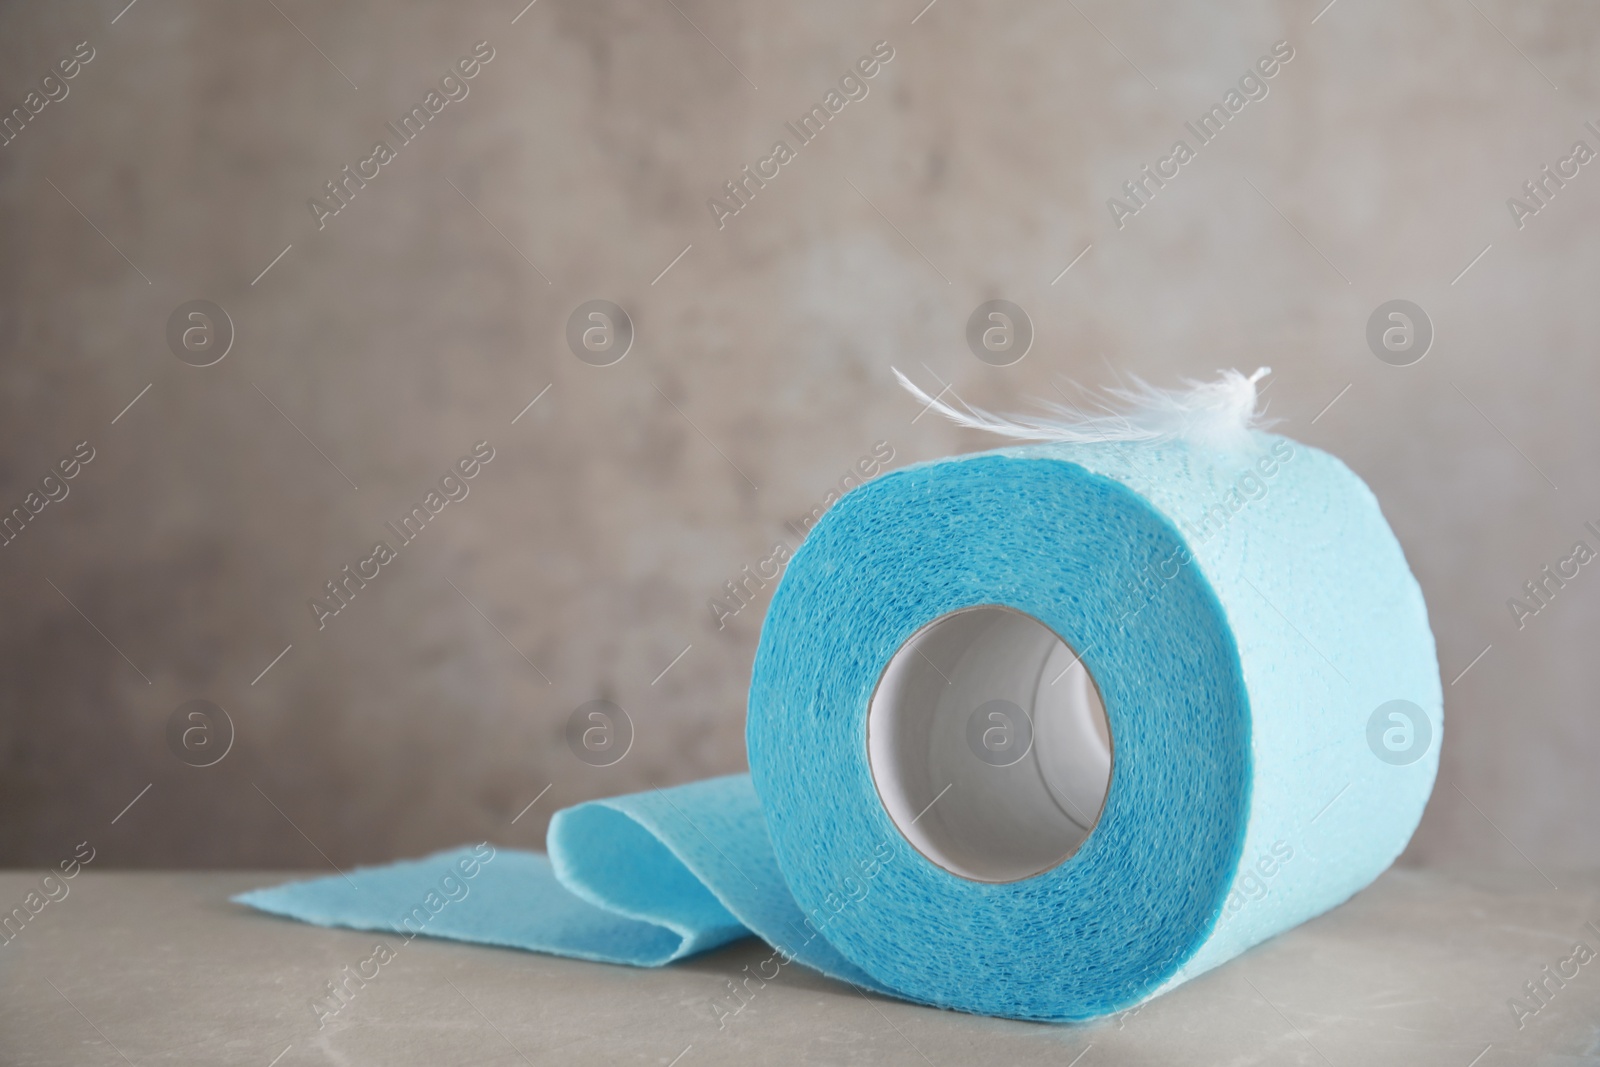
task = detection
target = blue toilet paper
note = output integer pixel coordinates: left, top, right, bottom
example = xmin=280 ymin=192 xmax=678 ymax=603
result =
xmin=239 ymin=431 xmax=1441 ymax=1021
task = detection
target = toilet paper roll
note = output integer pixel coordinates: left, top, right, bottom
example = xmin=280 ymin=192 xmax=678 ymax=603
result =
xmin=239 ymin=430 xmax=1441 ymax=1022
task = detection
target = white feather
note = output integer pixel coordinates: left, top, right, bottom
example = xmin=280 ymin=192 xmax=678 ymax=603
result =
xmin=894 ymin=365 xmax=1275 ymax=449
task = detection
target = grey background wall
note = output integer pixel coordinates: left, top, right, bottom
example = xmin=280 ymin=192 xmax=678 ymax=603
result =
xmin=0 ymin=0 xmax=1594 ymax=874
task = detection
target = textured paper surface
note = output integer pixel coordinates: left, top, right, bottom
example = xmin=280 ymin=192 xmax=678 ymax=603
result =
xmin=241 ymin=434 xmax=1441 ymax=1021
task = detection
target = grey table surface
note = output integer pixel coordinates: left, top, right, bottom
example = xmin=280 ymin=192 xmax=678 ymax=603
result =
xmin=0 ymin=867 xmax=1596 ymax=1066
